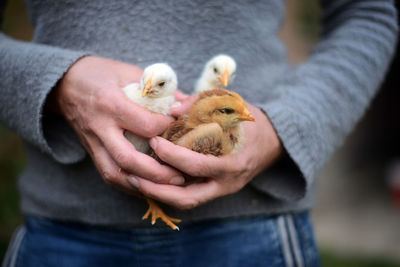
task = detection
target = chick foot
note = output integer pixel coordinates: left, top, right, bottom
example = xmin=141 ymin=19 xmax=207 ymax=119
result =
xmin=142 ymin=198 xmax=181 ymax=230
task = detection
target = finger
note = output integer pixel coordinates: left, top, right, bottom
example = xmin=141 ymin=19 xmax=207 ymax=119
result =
xmin=88 ymin=136 xmax=142 ymax=196
xmin=174 ymin=90 xmax=189 ymax=101
xmin=170 ymin=94 xmax=199 ymax=117
xmin=131 ymin=176 xmax=221 ymax=210
xmin=149 ymin=137 xmax=236 ymax=178
xmin=97 ymin=127 xmax=185 ymax=185
xmin=107 ymin=88 xmax=174 ymax=137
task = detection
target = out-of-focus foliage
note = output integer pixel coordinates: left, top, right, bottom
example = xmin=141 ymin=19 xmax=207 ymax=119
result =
xmin=0 ymin=0 xmax=31 ymax=260
xmin=2 ymin=0 xmax=33 ymax=40
xmin=0 ymin=126 xmax=25 ymax=259
xmin=298 ymin=0 xmax=321 ymax=40
xmin=279 ymin=0 xmax=320 ymax=65
xmin=321 ymin=250 xmax=400 ymax=267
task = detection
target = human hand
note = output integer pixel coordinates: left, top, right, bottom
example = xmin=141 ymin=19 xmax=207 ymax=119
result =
xmin=52 ymin=56 xmax=185 ymax=194
xmin=170 ymin=90 xmax=198 ymax=116
xmin=128 ymin=100 xmax=282 ymax=209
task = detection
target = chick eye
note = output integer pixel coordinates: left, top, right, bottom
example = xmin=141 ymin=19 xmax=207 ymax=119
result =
xmin=219 ymin=108 xmax=234 ymax=114
xmin=223 ymin=108 xmax=235 ymax=114
xmin=213 ymin=67 xmax=218 ymax=74
xmin=158 ymin=81 xmax=165 ymax=87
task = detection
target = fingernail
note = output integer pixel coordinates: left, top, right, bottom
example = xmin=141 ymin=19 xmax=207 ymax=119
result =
xmin=170 ymin=176 xmax=185 ymax=185
xmin=149 ymin=137 xmax=158 ymax=149
xmin=128 ymin=176 xmax=140 ymax=188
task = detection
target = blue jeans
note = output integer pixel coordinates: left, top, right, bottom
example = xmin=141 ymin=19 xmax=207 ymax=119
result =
xmin=3 ymin=212 xmax=319 ymax=267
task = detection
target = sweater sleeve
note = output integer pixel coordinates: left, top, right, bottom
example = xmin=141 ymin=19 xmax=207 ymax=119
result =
xmin=250 ymin=0 xmax=398 ymax=201
xmin=0 ymin=2 xmax=89 ymax=164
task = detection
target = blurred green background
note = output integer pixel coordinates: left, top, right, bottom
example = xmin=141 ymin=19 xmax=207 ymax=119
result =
xmin=1 ymin=0 xmax=399 ymax=266
xmin=0 ymin=0 xmax=31 ymax=261
xmin=0 ymin=126 xmax=24 ymax=259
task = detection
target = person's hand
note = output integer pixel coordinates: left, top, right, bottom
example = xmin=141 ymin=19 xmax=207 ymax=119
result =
xmin=127 ymin=96 xmax=283 ymax=209
xmin=52 ymin=56 xmax=185 ymax=195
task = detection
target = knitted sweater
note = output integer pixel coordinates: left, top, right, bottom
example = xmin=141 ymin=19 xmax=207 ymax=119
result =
xmin=0 ymin=0 xmax=397 ymax=226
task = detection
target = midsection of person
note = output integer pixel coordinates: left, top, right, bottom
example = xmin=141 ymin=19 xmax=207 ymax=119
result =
xmin=18 ymin=0 xmax=299 ymax=227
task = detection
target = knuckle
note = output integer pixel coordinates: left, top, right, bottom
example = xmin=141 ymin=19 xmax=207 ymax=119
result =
xmin=189 ymin=159 xmax=214 ymax=177
xmin=114 ymin=151 xmax=131 ymax=166
xmin=140 ymin=119 xmax=158 ymax=138
xmin=101 ymin=170 xmax=116 ymax=185
xmin=230 ymin=164 xmax=243 ymax=176
xmin=148 ymin=173 xmax=164 ymax=184
xmin=229 ymin=159 xmax=247 ymax=176
xmin=96 ymin=88 xmax=116 ymax=112
xmin=189 ymin=163 xmax=204 ymax=177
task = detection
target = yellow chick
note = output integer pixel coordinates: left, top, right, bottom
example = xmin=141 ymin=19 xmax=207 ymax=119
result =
xmin=122 ymin=63 xmax=177 ymax=153
xmin=150 ymin=89 xmax=255 ymax=230
xmin=163 ymin=89 xmax=254 ymax=155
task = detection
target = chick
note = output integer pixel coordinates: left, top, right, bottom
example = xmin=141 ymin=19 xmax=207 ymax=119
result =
xmin=148 ymin=89 xmax=254 ymax=230
xmin=122 ymin=63 xmax=181 ymax=230
xmin=194 ymin=55 xmax=237 ymax=93
xmin=122 ymin=63 xmax=177 ymax=153
xmin=163 ymin=89 xmax=254 ymax=156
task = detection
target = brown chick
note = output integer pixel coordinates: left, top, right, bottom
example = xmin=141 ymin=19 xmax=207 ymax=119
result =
xmin=163 ymin=89 xmax=255 ymax=155
xmin=145 ymin=89 xmax=255 ymax=230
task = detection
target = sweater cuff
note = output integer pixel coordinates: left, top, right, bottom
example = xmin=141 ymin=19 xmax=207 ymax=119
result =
xmin=249 ymin=101 xmax=316 ymax=201
xmin=39 ymin=53 xmax=89 ymax=164
xmin=0 ymin=33 xmax=89 ymax=164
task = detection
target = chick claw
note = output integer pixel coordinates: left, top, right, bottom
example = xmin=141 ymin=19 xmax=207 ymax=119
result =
xmin=143 ymin=198 xmax=181 ymax=230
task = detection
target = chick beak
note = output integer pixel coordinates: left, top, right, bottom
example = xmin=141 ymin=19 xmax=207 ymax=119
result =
xmin=142 ymin=77 xmax=152 ymax=97
xmin=219 ymin=68 xmax=230 ymax=87
xmin=238 ymin=107 xmax=255 ymax=121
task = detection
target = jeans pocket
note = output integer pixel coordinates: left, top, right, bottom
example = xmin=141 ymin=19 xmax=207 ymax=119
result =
xmin=276 ymin=212 xmax=320 ymax=267
xmin=2 ymin=226 xmax=26 ymax=267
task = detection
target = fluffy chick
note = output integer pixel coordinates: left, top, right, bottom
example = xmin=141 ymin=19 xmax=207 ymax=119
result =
xmin=163 ymin=89 xmax=254 ymax=156
xmin=149 ymin=89 xmax=254 ymax=230
xmin=123 ymin=63 xmax=177 ymax=115
xmin=122 ymin=63 xmax=177 ymax=153
xmin=122 ymin=63 xmax=181 ymax=231
xmin=194 ymin=55 xmax=237 ymax=93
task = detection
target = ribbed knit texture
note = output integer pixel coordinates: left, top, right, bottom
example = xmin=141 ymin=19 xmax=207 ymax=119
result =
xmin=0 ymin=0 xmax=397 ymax=226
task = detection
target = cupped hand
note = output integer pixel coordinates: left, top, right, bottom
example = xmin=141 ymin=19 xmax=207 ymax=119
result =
xmin=52 ymin=56 xmax=185 ymax=194
xmin=128 ymin=99 xmax=283 ymax=209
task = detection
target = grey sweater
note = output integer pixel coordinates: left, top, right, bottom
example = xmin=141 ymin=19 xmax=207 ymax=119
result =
xmin=0 ymin=0 xmax=397 ymax=226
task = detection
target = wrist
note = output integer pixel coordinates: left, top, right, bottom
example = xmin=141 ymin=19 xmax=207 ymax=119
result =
xmin=44 ymin=56 xmax=92 ymax=116
xmin=256 ymin=105 xmax=284 ymax=167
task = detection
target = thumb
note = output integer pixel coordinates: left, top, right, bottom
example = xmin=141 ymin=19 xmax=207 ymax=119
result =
xmin=170 ymin=94 xmax=199 ymax=117
xmin=174 ymin=90 xmax=189 ymax=101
